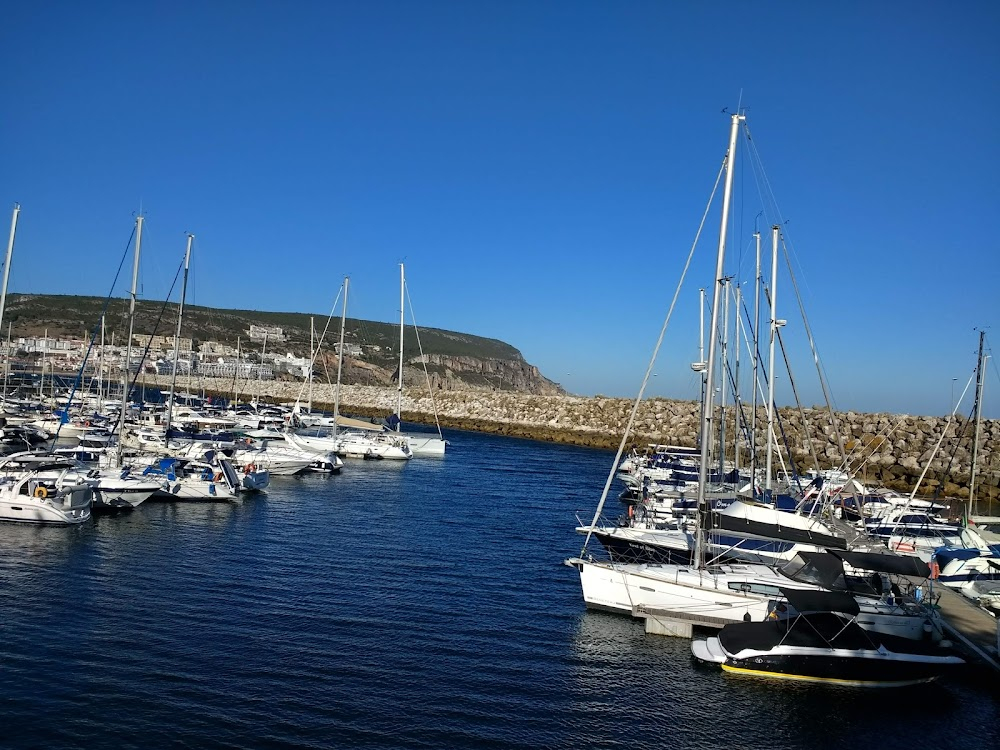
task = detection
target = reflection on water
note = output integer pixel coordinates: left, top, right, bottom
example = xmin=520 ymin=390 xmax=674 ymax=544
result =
xmin=0 ymin=430 xmax=998 ymax=749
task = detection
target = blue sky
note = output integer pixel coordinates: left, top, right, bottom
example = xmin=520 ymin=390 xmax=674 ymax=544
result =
xmin=2 ymin=1 xmax=997 ymax=418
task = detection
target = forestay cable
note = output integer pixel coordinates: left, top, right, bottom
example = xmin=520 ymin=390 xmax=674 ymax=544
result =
xmin=580 ymin=158 xmax=727 ymax=555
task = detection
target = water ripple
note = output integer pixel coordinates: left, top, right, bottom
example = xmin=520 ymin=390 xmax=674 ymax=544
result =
xmin=0 ymin=430 xmax=997 ymax=749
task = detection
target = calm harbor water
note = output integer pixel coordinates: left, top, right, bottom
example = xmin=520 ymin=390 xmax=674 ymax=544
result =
xmin=1 ymin=429 xmax=998 ymax=749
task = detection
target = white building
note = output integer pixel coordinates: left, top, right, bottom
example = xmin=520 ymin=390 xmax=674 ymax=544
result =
xmin=248 ymin=324 xmax=285 ymax=343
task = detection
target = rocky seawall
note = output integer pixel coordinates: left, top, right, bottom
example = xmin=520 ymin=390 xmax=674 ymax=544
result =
xmin=155 ymin=377 xmax=998 ymax=508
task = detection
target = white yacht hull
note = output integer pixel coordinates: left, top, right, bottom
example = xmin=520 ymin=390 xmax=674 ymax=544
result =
xmin=568 ymin=558 xmax=940 ymax=641
xmin=404 ymin=434 xmax=447 ymax=456
xmin=153 ymin=479 xmax=238 ymax=501
xmin=0 ymin=488 xmax=92 ymax=525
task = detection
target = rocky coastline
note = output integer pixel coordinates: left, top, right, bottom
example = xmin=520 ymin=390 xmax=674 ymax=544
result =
xmin=153 ymin=376 xmax=998 ymax=511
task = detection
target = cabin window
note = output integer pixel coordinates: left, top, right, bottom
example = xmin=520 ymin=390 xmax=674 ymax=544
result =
xmin=727 ymin=582 xmax=781 ymax=596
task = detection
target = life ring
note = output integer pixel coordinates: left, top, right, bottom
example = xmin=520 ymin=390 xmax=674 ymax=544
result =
xmin=244 ymin=464 xmax=256 ymax=474
xmin=33 ymin=485 xmax=48 ymax=498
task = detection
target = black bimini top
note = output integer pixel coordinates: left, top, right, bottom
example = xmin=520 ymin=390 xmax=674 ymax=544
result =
xmin=719 ymin=611 xmax=877 ymax=655
xmin=781 ymin=549 xmax=931 ymax=591
xmin=778 ymin=586 xmax=860 ymax=616
xmin=831 ymin=550 xmax=931 ymax=578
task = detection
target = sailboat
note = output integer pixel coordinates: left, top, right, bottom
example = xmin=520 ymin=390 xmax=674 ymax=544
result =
xmin=388 ymin=263 xmax=448 ymax=456
xmin=307 ymin=276 xmax=411 ymax=460
xmin=565 ymin=113 xmax=940 ymax=640
xmin=931 ymin=331 xmax=1000 ymax=602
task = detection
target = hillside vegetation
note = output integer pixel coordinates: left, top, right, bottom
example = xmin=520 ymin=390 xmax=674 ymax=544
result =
xmin=4 ymin=293 xmax=522 ymax=361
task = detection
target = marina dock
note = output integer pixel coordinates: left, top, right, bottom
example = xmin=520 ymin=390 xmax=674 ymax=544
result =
xmin=931 ymin=584 xmax=1000 ymax=671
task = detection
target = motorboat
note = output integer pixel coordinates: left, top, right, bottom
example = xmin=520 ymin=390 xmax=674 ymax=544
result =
xmin=0 ymin=451 xmax=160 ymax=510
xmin=692 ymin=587 xmax=964 ymax=687
xmin=864 ymin=509 xmax=971 ymax=561
xmin=0 ymin=459 xmax=93 ymax=524
xmin=138 ymin=456 xmax=240 ymax=501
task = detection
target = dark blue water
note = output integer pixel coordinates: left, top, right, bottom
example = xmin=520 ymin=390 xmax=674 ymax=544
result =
xmin=1 ymin=430 xmax=998 ymax=749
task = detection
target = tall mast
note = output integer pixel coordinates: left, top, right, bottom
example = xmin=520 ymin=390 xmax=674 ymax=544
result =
xmin=0 ymin=204 xmax=19 ymax=353
xmin=332 ymin=277 xmax=349 ymax=436
xmin=968 ymin=330 xmax=987 ymax=519
xmin=115 ymin=214 xmax=143 ymax=459
xmin=695 ymin=287 xmax=706 ymax=442
xmin=233 ymin=336 xmax=241 ymax=405
xmin=2 ymin=323 xmax=11 ymax=402
xmin=397 ymin=263 xmax=405 ymax=429
xmin=256 ymin=332 xmax=268 ymax=407
xmin=163 ymin=233 xmax=193 ymax=436
xmin=733 ymin=283 xmax=741 ymax=475
xmin=765 ymin=224 xmax=780 ymax=493
xmin=97 ymin=315 xmax=105 ymax=413
xmin=751 ymin=231 xmax=761 ymax=496
xmin=308 ymin=316 xmax=315 ymax=413
xmin=693 ymin=112 xmax=742 ymax=569
xmin=718 ymin=277 xmax=730 ymax=475
xmin=40 ymin=328 xmax=47 ymax=400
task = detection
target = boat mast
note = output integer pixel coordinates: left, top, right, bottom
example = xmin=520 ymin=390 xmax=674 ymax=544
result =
xmin=308 ymin=316 xmax=314 ymax=414
xmin=718 ymin=277 xmax=730 ymax=476
xmin=0 ymin=204 xmax=19 ymax=365
xmin=332 ymin=277 xmax=348 ymax=436
xmin=694 ymin=288 xmax=706 ymax=442
xmin=733 ymin=283 xmax=741 ymax=476
xmin=968 ymin=329 xmax=987 ymax=519
xmin=255 ymin=332 xmax=268 ymax=407
xmin=115 ymin=214 xmax=143 ymax=461
xmin=40 ymin=328 xmax=47 ymax=401
xmin=397 ymin=262 xmax=405 ymax=429
xmin=751 ymin=231 xmax=761 ymax=496
xmin=3 ymin=323 xmax=11 ymax=403
xmin=693 ymin=112 xmax=742 ymax=570
xmin=97 ymin=315 xmax=105 ymax=413
xmin=163 ymin=233 xmax=193 ymax=437
xmin=764 ymin=225 xmax=780 ymax=495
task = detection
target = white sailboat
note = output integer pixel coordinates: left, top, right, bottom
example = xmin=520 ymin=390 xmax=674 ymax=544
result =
xmin=565 ymin=114 xmax=940 ymax=639
xmin=390 ymin=263 xmax=447 ymax=456
xmin=329 ymin=276 xmax=411 ymax=461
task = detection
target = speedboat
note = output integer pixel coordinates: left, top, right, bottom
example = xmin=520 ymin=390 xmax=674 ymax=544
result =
xmin=0 ymin=451 xmax=160 ymax=510
xmin=0 ymin=460 xmax=93 ymax=525
xmin=692 ymin=587 xmax=964 ymax=687
xmin=864 ymin=510 xmax=971 ymax=561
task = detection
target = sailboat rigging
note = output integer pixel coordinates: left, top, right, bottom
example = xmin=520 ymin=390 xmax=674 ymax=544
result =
xmin=390 ymin=263 xmax=447 ymax=455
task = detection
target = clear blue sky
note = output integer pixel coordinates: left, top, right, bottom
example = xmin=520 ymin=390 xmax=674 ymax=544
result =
xmin=2 ymin=1 xmax=997 ymax=418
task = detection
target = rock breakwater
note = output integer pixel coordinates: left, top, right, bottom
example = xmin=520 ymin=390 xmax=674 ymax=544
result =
xmin=155 ymin=377 xmax=998 ymax=509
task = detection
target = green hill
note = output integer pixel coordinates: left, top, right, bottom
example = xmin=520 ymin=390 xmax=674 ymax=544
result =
xmin=4 ymin=293 xmax=523 ymax=363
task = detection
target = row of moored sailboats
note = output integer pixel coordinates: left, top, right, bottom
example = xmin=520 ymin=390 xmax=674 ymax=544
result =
xmin=0 ymin=207 xmax=447 ymax=526
xmin=567 ymin=113 xmax=994 ymax=687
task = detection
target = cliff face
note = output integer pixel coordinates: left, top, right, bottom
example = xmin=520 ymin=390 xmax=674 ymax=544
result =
xmin=408 ymin=354 xmax=563 ymax=395
xmin=309 ymin=351 xmax=563 ymax=395
xmin=7 ymin=293 xmax=565 ymax=395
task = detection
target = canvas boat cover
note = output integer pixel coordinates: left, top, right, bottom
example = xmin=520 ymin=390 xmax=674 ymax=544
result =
xmin=778 ymin=586 xmax=860 ymax=616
